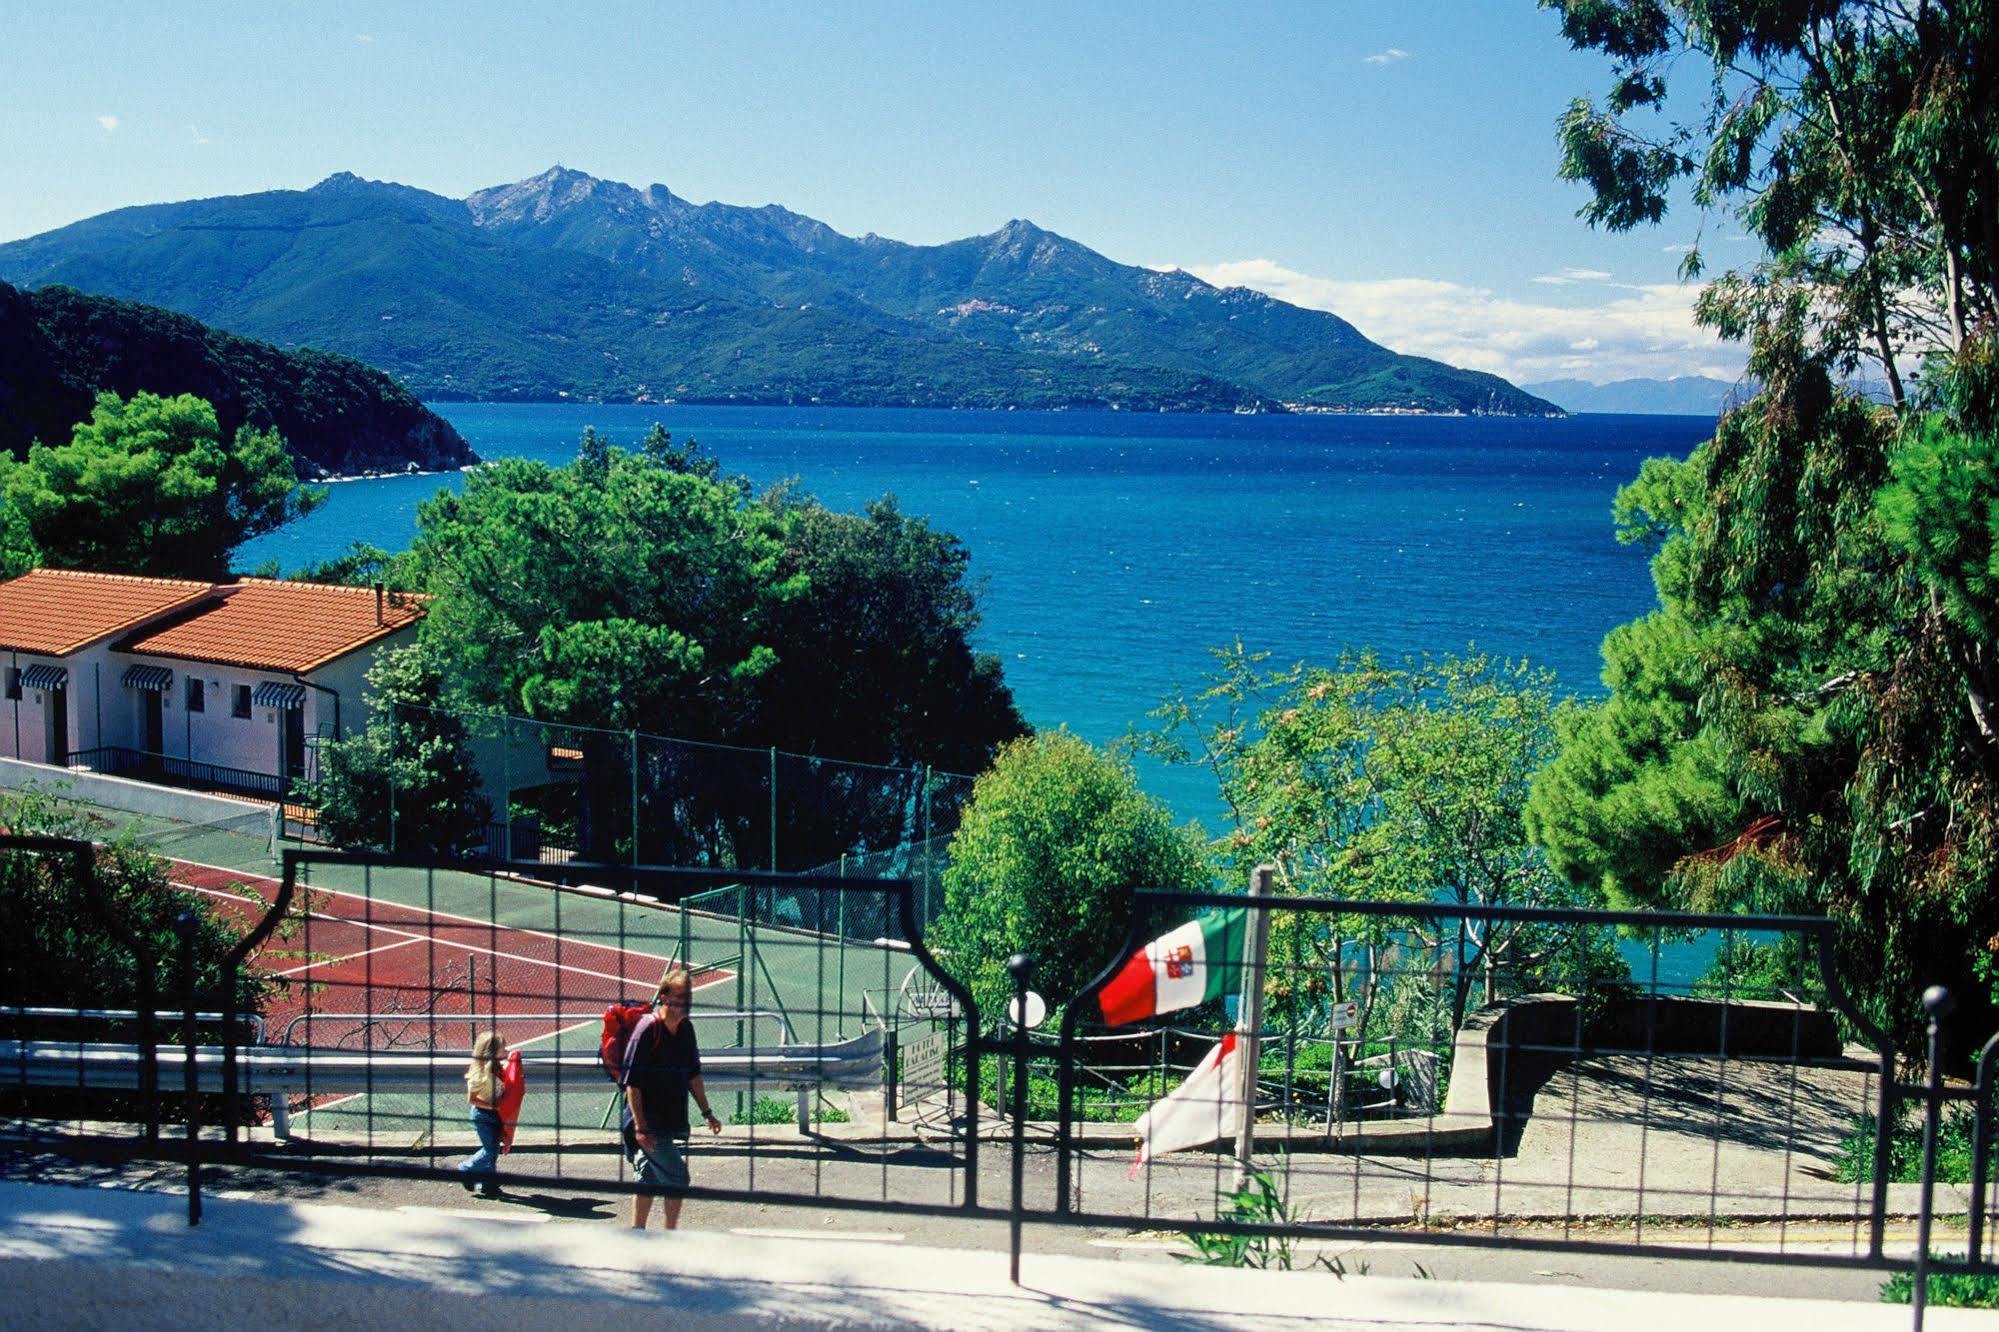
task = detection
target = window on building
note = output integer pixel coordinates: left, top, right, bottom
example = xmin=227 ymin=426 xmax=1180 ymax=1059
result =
xmin=3 ymin=668 xmax=18 ymax=701
xmin=232 ymin=684 xmax=252 ymax=719
xmin=187 ymin=678 xmax=205 ymax=713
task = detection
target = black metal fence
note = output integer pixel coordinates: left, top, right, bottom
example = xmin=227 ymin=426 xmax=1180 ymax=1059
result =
xmin=66 ymin=746 xmax=293 ymax=802
xmin=2 ymin=834 xmax=1994 ymax=1325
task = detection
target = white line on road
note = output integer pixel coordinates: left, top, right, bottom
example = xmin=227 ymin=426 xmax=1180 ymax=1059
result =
xmin=731 ymin=1227 xmax=906 ymax=1243
xmin=395 ymin=1205 xmax=549 ymax=1223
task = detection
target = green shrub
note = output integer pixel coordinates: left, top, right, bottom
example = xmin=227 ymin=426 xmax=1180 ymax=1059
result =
xmin=1880 ymin=1259 xmax=1999 ymax=1309
xmin=1834 ymin=1106 xmax=1996 ymax=1185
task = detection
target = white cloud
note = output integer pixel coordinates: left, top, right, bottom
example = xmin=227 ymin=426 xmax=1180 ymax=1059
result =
xmin=1180 ymin=257 xmax=1744 ymax=385
xmin=1363 ymin=47 xmax=1409 ymax=66
xmin=355 ymin=32 xmax=376 ymax=44
xmin=1532 ymin=267 xmax=1614 ymax=286
xmin=187 ymin=125 xmax=209 ymax=145
xmin=1662 ymin=243 xmax=1695 ymax=254
xmin=95 ymin=114 xmax=118 ymax=132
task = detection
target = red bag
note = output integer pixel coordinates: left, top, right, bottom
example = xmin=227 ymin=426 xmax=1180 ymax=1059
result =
xmin=496 ymin=1049 xmax=525 ymax=1151
xmin=599 ymin=1001 xmax=650 ymax=1084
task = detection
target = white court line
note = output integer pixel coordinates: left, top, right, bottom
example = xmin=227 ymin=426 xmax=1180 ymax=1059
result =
xmin=175 ymin=880 xmax=678 ymax=990
xmin=164 ymin=856 xmax=683 ymax=965
xmin=269 ymin=935 xmax=426 ymax=978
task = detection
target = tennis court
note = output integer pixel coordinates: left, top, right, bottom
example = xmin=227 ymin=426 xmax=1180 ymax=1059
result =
xmin=83 ymin=801 xmax=932 ymax=1138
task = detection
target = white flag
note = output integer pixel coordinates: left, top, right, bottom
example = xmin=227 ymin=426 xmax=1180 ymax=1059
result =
xmin=1130 ymin=1033 xmax=1243 ymax=1177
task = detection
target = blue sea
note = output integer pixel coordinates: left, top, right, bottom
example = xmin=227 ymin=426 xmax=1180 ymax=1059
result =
xmin=242 ymin=404 xmax=1713 ymax=827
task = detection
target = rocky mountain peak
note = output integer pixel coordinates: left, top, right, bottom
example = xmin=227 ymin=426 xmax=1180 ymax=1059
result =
xmin=467 ymin=166 xmax=647 ymax=226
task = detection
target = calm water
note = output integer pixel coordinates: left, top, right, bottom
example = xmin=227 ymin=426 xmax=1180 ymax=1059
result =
xmin=242 ymin=404 xmax=1713 ymax=825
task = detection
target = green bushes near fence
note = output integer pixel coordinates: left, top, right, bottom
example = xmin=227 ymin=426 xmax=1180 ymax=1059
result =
xmin=1833 ymin=1106 xmax=1997 ymax=1185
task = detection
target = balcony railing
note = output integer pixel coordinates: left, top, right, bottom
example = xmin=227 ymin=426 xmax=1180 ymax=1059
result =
xmin=66 ymin=746 xmax=293 ymax=803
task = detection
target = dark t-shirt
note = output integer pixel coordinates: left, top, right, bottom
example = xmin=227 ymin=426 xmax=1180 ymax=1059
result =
xmin=620 ymin=1011 xmax=702 ymax=1139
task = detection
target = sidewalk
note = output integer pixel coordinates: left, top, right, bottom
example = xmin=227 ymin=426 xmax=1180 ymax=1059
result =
xmin=0 ymin=1179 xmax=1986 ymax=1329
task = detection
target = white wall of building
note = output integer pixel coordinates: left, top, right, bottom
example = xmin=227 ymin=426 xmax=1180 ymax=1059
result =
xmin=2 ymin=641 xmax=129 ymax=764
xmin=2 ymin=622 xmax=421 ymax=785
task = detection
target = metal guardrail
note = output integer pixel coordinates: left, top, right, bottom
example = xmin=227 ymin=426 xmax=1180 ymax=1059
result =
xmin=66 ymin=746 xmax=291 ymax=802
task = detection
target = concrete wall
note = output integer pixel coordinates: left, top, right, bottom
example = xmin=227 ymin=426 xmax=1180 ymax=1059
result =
xmin=0 ymin=755 xmax=274 ymax=827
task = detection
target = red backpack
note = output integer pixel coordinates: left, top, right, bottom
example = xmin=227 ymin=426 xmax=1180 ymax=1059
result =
xmin=599 ymin=1002 xmax=651 ymax=1083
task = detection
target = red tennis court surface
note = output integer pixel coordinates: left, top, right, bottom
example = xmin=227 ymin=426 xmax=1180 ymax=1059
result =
xmin=168 ymin=860 xmax=732 ymax=1052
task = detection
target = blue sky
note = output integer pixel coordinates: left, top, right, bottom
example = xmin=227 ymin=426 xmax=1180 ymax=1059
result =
xmin=2 ymin=2 xmax=1744 ymax=385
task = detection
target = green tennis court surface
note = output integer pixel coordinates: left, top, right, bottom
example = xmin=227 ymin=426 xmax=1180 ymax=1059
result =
xmin=82 ymin=800 xmax=931 ymax=1139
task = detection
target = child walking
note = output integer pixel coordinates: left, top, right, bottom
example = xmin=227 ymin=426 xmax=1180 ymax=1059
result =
xmin=459 ymin=1031 xmax=507 ymax=1198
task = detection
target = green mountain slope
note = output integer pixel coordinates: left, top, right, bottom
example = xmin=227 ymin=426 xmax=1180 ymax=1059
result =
xmin=0 ymin=280 xmax=475 ymax=476
xmin=1 ymin=169 xmax=1560 ymax=415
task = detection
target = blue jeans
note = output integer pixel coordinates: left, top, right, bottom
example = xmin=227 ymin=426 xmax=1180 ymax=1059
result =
xmin=459 ymin=1107 xmax=502 ymax=1186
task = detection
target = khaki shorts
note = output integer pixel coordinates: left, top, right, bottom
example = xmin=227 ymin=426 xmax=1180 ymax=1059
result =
xmin=632 ymin=1136 xmax=690 ymax=1191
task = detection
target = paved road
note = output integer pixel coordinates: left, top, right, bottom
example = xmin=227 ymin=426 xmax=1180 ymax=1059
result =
xmin=1 ymin=1137 xmax=1937 ymax=1306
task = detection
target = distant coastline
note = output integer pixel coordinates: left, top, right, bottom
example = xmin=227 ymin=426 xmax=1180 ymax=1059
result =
xmin=414 ymin=393 xmax=1564 ymax=420
xmin=316 ymin=461 xmax=482 ymax=484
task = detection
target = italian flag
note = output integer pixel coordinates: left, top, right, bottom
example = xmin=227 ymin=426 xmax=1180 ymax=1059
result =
xmin=1131 ymin=1032 xmax=1243 ymax=1175
xmin=1097 ymin=908 xmax=1247 ymax=1027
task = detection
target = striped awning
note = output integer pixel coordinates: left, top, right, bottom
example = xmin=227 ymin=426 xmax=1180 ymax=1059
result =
xmin=19 ymin=664 xmax=67 ymax=692
xmin=120 ymin=664 xmax=173 ymax=692
xmin=251 ymin=682 xmax=307 ymax=710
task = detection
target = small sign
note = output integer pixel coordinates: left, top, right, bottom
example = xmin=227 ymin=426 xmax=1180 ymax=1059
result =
xmin=1328 ymin=1000 xmax=1360 ymax=1032
xmin=904 ymin=986 xmax=955 ymax=1021
xmin=901 ymin=1029 xmax=948 ymax=1093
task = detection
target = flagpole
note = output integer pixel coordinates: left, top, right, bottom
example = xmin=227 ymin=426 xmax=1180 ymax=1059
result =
xmin=1232 ymin=863 xmax=1274 ymax=1188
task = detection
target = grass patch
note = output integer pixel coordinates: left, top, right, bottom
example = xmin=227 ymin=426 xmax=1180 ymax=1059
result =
xmin=1880 ymin=1257 xmax=1999 ymax=1309
xmin=1833 ymin=1107 xmax=1995 ymax=1184
xmin=730 ymin=1094 xmax=851 ymax=1126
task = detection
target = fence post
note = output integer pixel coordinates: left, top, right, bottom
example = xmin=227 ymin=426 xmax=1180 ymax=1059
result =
xmin=1233 ymin=865 xmax=1274 ymax=1188
xmin=1971 ymin=1035 xmax=1998 ymax=1266
xmin=175 ymin=912 xmax=202 ymax=1227
xmin=1007 ymin=952 xmax=1034 ymax=1286
xmin=1912 ymin=985 xmax=1954 ymax=1332
xmin=630 ymin=731 xmax=640 ymax=865
xmin=769 ymin=747 xmax=779 ymax=871
xmin=387 ymin=702 xmax=398 ymax=855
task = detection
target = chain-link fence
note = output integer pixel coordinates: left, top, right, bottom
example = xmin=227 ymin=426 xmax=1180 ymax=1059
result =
xmin=360 ymin=702 xmax=978 ymax=878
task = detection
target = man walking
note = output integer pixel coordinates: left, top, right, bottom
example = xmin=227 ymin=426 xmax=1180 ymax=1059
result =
xmin=622 ymin=966 xmax=723 ymax=1231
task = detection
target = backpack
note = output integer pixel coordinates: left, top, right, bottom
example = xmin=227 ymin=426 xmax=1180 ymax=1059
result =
xmin=599 ymin=1002 xmax=650 ymax=1084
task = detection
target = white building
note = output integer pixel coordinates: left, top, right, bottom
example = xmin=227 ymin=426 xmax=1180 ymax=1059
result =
xmin=0 ymin=569 xmax=424 ymax=798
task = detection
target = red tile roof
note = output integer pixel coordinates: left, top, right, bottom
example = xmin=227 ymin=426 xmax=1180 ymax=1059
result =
xmin=117 ymin=579 xmax=427 ymax=674
xmin=0 ymin=569 xmax=217 ymax=656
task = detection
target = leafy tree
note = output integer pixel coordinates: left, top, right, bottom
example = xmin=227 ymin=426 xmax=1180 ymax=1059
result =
xmin=408 ymin=435 xmax=797 ymax=863
xmin=292 ymin=541 xmax=419 ymax=591
xmin=306 ymin=646 xmax=490 ymax=856
xmin=749 ymin=490 xmax=1028 ymax=862
xmin=1533 ymin=2 xmax=1999 ymax=1054
xmin=0 ymin=390 xmax=322 ymax=579
xmin=932 ymin=731 xmax=1208 ymax=1020
xmin=0 ymin=785 xmax=257 ymax=1013
xmin=407 ymin=426 xmax=1023 ymax=867
xmin=0 ymin=465 xmax=36 ymax=578
xmin=1547 ymin=0 xmax=1997 ymax=400
xmin=1144 ymin=647 xmax=1615 ymax=1033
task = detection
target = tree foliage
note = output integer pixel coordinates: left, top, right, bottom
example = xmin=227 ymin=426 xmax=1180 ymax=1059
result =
xmin=1547 ymin=0 xmax=1998 ymax=401
xmin=0 ymin=786 xmax=256 ymax=1013
xmin=1535 ymin=1 xmax=1999 ymax=1054
xmin=306 ymin=646 xmax=491 ymax=856
xmin=932 ymin=731 xmax=1208 ymax=1020
xmin=1144 ymin=647 xmax=1618 ymax=1032
xmin=407 ymin=426 xmax=1024 ymax=866
xmin=0 ymin=390 xmax=321 ymax=579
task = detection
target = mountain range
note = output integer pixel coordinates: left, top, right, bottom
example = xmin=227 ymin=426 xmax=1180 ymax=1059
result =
xmin=0 ymin=280 xmax=474 ymax=477
xmin=1520 ymin=376 xmax=1738 ymax=416
xmin=0 ymin=168 xmax=1560 ymax=417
